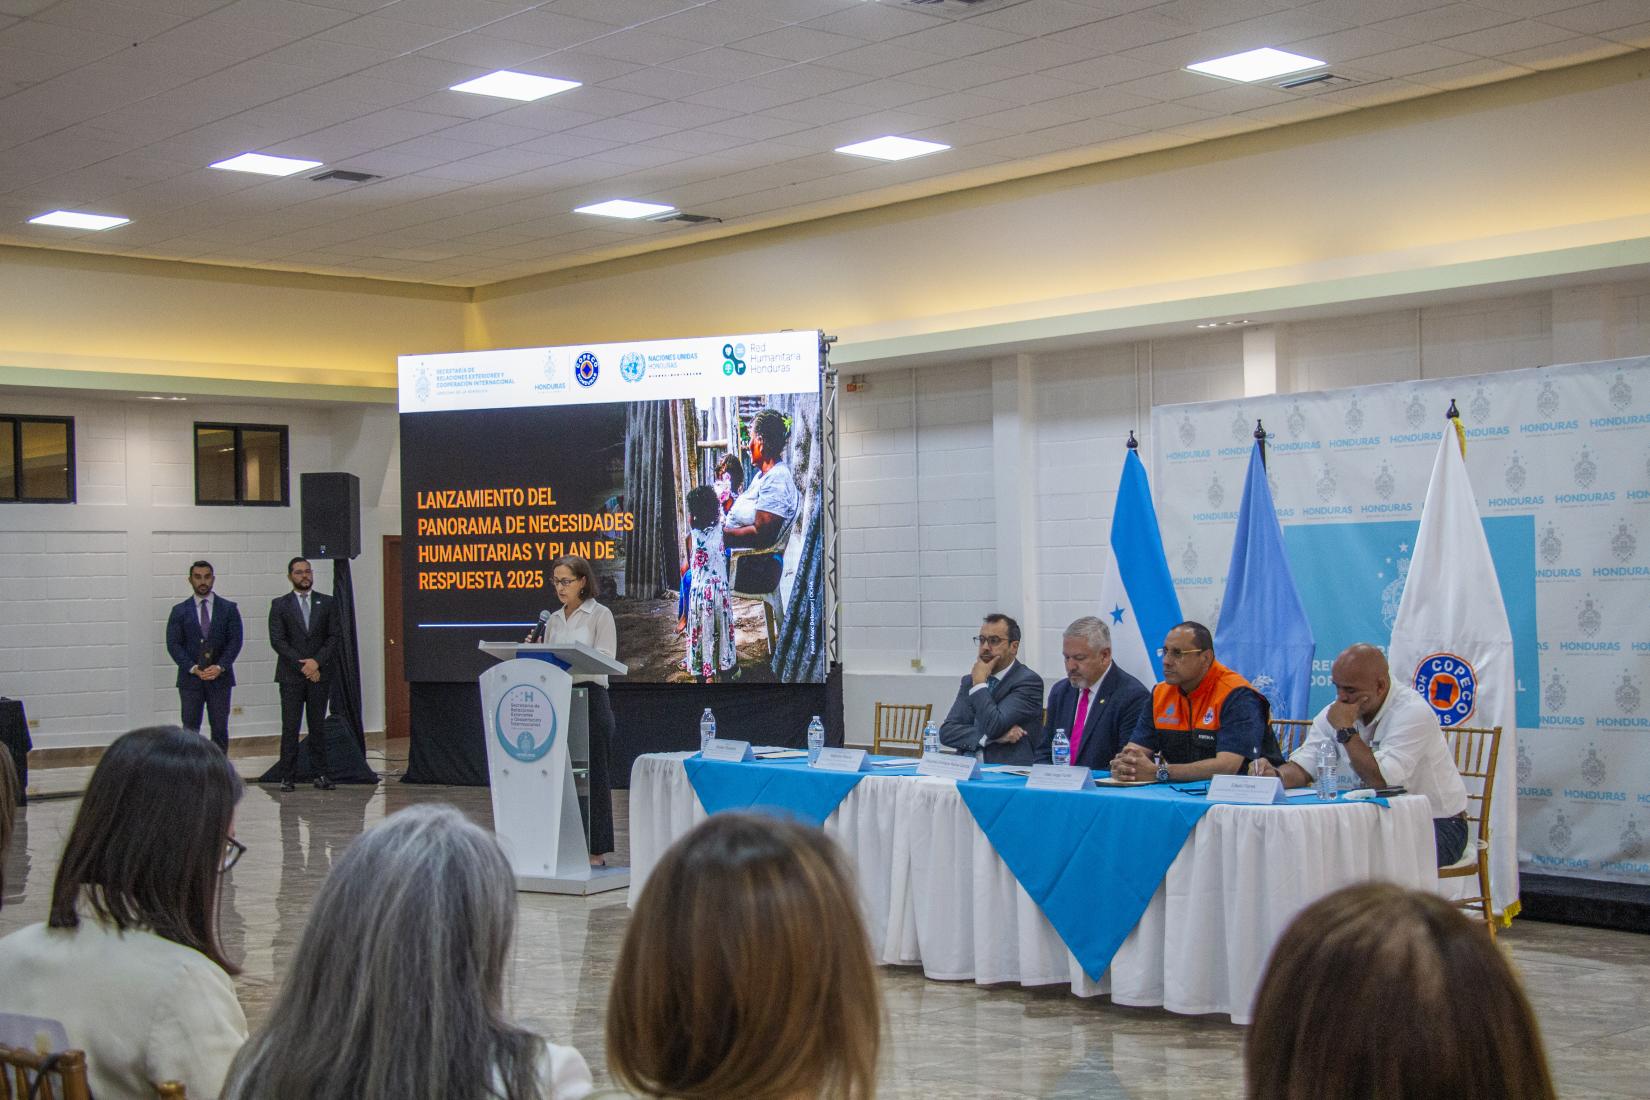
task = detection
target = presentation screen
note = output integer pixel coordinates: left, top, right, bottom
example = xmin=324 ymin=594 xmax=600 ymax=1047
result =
xmin=398 ymin=331 xmax=825 ymax=685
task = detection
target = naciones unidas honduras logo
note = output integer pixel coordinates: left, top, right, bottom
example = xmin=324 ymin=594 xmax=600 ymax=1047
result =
xmin=620 ymin=352 xmax=645 ymax=383
xmin=1413 ymin=652 xmax=1477 ymax=727
xmin=574 ymin=351 xmax=600 ymax=387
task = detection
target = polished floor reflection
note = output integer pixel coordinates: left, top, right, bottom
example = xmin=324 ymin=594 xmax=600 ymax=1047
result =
xmin=5 ymin=747 xmax=1649 ymax=1098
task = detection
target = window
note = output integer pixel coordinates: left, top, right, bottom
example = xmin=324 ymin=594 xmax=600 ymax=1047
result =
xmin=195 ymin=422 xmax=289 ymax=506
xmin=0 ymin=415 xmax=75 ymax=503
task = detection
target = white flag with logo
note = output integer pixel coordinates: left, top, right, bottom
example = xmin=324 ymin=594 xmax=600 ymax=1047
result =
xmin=1388 ymin=418 xmax=1518 ymax=920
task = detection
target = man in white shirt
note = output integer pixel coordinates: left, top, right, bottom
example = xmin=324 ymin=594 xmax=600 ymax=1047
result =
xmin=1251 ymin=643 xmax=1470 ymax=865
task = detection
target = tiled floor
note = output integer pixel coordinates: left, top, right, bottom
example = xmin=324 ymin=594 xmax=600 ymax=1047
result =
xmin=5 ymin=744 xmax=1648 ymax=1098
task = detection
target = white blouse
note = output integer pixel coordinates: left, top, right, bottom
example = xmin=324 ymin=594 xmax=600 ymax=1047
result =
xmin=543 ymin=598 xmax=618 ymax=687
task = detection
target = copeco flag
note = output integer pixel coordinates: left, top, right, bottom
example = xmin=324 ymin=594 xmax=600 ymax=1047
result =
xmin=1098 ymin=443 xmax=1183 ymax=683
xmin=1389 ymin=414 xmax=1520 ymax=921
xmin=1214 ymin=439 xmax=1315 ymax=719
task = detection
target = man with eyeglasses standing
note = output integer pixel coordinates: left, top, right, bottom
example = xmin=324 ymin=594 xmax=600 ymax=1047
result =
xmin=1109 ymin=621 xmax=1280 ymax=782
xmin=938 ymin=613 xmax=1045 ymax=765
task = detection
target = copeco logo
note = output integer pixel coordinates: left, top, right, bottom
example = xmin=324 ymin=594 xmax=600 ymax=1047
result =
xmin=574 ymin=351 xmax=600 ymax=387
xmin=620 ymin=352 xmax=645 ymax=383
xmin=493 ymin=683 xmax=558 ymax=763
xmin=1413 ymin=652 xmax=1477 ymax=727
xmin=1610 ymin=371 xmax=1633 ymax=411
xmin=721 ymin=342 xmax=746 ymax=377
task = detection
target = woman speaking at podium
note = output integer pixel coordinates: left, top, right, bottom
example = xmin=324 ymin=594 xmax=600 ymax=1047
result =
xmin=544 ymin=554 xmax=618 ymax=867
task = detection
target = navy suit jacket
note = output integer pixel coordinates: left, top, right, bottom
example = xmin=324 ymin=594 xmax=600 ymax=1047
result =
xmin=1037 ymin=662 xmax=1150 ymax=768
xmin=937 ymin=661 xmax=1045 ymax=765
xmin=268 ymin=591 xmax=341 ymax=685
xmin=166 ymin=596 xmax=243 ymax=688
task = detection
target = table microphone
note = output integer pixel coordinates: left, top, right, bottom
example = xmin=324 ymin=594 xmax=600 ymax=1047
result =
xmin=529 ymin=609 xmax=550 ymax=643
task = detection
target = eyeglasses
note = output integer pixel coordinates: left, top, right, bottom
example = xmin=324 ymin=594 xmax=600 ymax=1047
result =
xmin=551 ymin=577 xmax=579 ymax=587
xmin=972 ymin=635 xmax=1011 ymax=647
xmin=1156 ymin=646 xmax=1207 ymax=659
xmin=222 ymin=836 xmax=247 ymax=873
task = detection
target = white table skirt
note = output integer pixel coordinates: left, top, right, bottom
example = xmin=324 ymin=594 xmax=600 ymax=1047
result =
xmin=628 ymin=753 xmax=1437 ymax=1023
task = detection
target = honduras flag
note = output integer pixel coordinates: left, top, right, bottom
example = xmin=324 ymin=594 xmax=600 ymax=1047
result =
xmin=1214 ymin=440 xmax=1314 ymax=719
xmin=1097 ymin=446 xmax=1182 ymax=682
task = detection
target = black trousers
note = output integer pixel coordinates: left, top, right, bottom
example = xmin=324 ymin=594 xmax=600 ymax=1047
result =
xmin=179 ymin=678 xmax=233 ymax=751
xmin=1435 ymin=813 xmax=1470 ymax=867
xmin=584 ymin=684 xmax=616 ymax=857
xmin=278 ymin=678 xmax=330 ymax=780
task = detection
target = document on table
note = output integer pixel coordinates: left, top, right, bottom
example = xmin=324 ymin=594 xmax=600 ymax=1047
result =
xmin=985 ymin=766 xmax=1034 ymax=776
xmin=753 ymin=748 xmax=809 ymax=759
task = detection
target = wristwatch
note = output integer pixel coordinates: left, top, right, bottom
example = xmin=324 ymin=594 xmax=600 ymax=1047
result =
xmin=1155 ymin=760 xmax=1171 ymax=783
xmin=1335 ymin=726 xmax=1358 ymax=745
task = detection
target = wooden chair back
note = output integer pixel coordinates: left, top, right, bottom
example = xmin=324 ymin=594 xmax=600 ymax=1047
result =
xmin=1270 ymin=718 xmax=1312 ymax=757
xmin=0 ymin=1046 xmax=91 ymax=1100
xmin=1439 ymin=723 xmax=1503 ymax=936
xmin=873 ymin=702 xmax=933 ymax=757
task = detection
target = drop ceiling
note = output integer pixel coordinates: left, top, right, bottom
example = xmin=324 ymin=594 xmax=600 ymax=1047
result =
xmin=0 ymin=0 xmax=1644 ymax=287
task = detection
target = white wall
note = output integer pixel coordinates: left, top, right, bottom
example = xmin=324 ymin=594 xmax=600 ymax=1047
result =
xmin=0 ymin=392 xmax=398 ymax=750
xmin=839 ymin=277 xmax=1650 ymax=745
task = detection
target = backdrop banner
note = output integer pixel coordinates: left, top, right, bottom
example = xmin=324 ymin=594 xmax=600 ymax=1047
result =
xmin=1152 ymin=357 xmax=1649 ymax=887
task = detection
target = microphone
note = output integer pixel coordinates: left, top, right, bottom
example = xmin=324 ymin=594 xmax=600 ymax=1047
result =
xmin=528 ymin=609 xmax=550 ymax=643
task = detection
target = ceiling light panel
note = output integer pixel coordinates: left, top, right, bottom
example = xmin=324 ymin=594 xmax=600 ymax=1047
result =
xmin=210 ymin=153 xmax=324 ymax=176
xmin=835 ymin=135 xmax=950 ymax=161
xmin=28 ymin=210 xmax=130 ymax=230
xmin=574 ymin=199 xmax=676 ymax=219
xmin=1186 ymin=48 xmax=1326 ymax=83
xmin=449 ymin=71 xmax=582 ymax=101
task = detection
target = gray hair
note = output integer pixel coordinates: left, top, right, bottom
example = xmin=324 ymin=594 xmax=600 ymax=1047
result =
xmin=1064 ymin=616 xmax=1112 ymax=652
xmin=221 ymin=804 xmax=549 ymax=1100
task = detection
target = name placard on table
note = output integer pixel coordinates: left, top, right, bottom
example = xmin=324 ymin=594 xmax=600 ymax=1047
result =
xmin=1206 ymin=773 xmax=1287 ymax=804
xmin=812 ymin=747 xmax=872 ymax=773
xmin=1026 ymin=764 xmax=1092 ymax=792
xmin=918 ymin=752 xmax=981 ymax=781
xmin=701 ymin=739 xmax=754 ymax=762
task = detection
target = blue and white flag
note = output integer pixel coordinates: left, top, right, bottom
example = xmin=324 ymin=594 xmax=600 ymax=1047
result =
xmin=1097 ymin=447 xmax=1183 ymax=682
xmin=1214 ymin=440 xmax=1315 ymax=719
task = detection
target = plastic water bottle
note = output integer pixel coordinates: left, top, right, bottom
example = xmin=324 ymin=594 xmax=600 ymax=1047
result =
xmin=1052 ymin=728 xmax=1071 ymax=768
xmin=922 ymin=720 xmax=940 ymax=756
xmin=699 ymin=708 xmax=716 ymax=754
xmin=807 ymin=715 xmax=826 ymax=764
xmin=1316 ymin=740 xmax=1339 ymax=800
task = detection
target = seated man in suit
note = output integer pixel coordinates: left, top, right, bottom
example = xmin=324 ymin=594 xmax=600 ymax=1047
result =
xmin=1033 ymin=616 xmax=1150 ymax=767
xmin=938 ymin=613 xmax=1044 ymax=765
xmin=1110 ymin=621 xmax=1279 ymax=782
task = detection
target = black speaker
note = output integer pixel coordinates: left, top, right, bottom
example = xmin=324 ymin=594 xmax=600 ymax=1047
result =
xmin=301 ymin=472 xmax=361 ymax=560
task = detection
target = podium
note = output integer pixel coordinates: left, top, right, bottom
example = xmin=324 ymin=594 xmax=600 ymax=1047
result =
xmin=478 ymin=641 xmax=630 ymax=895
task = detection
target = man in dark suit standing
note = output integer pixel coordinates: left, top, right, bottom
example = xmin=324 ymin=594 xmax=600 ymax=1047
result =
xmin=269 ymin=556 xmax=340 ymax=791
xmin=1035 ymin=616 xmax=1150 ymax=768
xmin=165 ymin=560 xmax=243 ymax=752
xmin=938 ymin=613 xmax=1045 ymax=765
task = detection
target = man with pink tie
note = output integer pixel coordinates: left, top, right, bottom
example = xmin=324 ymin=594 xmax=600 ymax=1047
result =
xmin=1035 ymin=616 xmax=1149 ymax=768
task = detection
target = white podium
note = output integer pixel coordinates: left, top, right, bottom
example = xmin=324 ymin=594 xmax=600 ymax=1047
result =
xmin=478 ymin=641 xmax=630 ymax=895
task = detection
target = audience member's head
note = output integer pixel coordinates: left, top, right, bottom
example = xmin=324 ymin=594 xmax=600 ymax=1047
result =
xmin=749 ymin=408 xmax=790 ymax=466
xmin=223 ymin=803 xmax=578 ymax=1100
xmin=0 ymin=748 xmax=17 ymax=907
xmin=687 ymin=484 xmax=721 ymax=532
xmin=49 ymin=725 xmax=242 ymax=971
xmin=608 ymin=813 xmax=880 ymax=1100
xmin=1247 ymin=883 xmax=1555 ymax=1100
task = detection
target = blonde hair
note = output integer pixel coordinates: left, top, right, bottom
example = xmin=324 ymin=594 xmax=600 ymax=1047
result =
xmin=607 ymin=814 xmax=881 ymax=1099
xmin=1247 ymin=883 xmax=1554 ymax=1100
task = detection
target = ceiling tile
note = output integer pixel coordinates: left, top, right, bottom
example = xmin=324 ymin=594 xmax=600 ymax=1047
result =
xmin=1103 ymin=99 xmax=1217 ymax=129
xmin=664 ymin=45 xmax=793 ymax=79
xmin=1111 ymin=69 xmax=1231 ymax=100
xmin=1368 ymin=3 xmax=1520 ymax=41
xmin=813 ymin=40 xmax=951 ymax=78
xmin=1498 ymin=34 xmax=1634 ymax=67
xmin=579 ymin=28 xmax=707 ymax=65
xmin=683 ymin=80 xmax=812 ymax=112
xmin=0 ymin=18 xmax=136 ymax=61
xmin=562 ymin=115 xmax=681 ymax=143
xmin=641 ymin=128 xmax=750 ymax=153
xmin=1597 ymin=20 xmax=1650 ymax=47
xmin=967 ymin=72 xmax=1094 ymax=106
xmin=1353 ymin=42 xmax=1482 ymax=76
xmin=33 ymin=0 xmax=192 ymax=40
xmin=477 ymin=9 xmax=618 ymax=48
xmin=1175 ymin=82 xmax=1298 ymax=113
xmin=646 ymin=4 xmax=787 ymax=44
xmin=900 ymin=90 xmax=1022 ymax=122
xmin=318 ymin=14 xmax=455 ymax=51
xmin=599 ymin=65 xmax=730 ymax=100
xmin=415 ymin=32 xmax=553 ymax=68
xmin=1410 ymin=57 xmax=1536 ymax=87
xmin=969 ymin=0 xmax=1112 ymax=35
xmin=1542 ymin=0 xmax=1650 ymax=34
xmin=1040 ymin=53 xmax=1173 ymax=87
xmin=737 ymin=25 xmax=865 ymax=62
xmin=193 ymin=0 xmax=357 ymax=38
xmin=826 ymin=77 xmax=946 ymax=110
xmin=1047 ymin=11 xmax=1194 ymax=52
xmin=888 ymin=21 xmax=1028 ymax=59
xmin=898 ymin=56 xmax=1028 ymax=92
xmin=799 ymin=2 xmax=947 ymax=40
xmin=746 ymin=62 xmax=866 ymax=95
xmin=971 ymin=102 xmax=1092 ymax=133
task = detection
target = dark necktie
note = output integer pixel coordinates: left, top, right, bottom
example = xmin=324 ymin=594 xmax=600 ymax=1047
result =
xmin=300 ymin=594 xmax=311 ymax=630
xmin=199 ymin=598 xmax=211 ymax=636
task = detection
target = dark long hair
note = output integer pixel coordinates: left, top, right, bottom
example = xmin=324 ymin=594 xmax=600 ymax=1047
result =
xmin=1247 ymin=883 xmax=1555 ymax=1100
xmin=608 ymin=813 xmax=881 ymax=1100
xmin=49 ymin=726 xmax=243 ymax=973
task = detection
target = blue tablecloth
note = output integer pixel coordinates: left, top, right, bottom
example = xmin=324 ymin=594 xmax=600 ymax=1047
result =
xmin=684 ymin=755 xmax=919 ymax=826
xmin=683 ymin=756 xmax=1382 ymax=981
